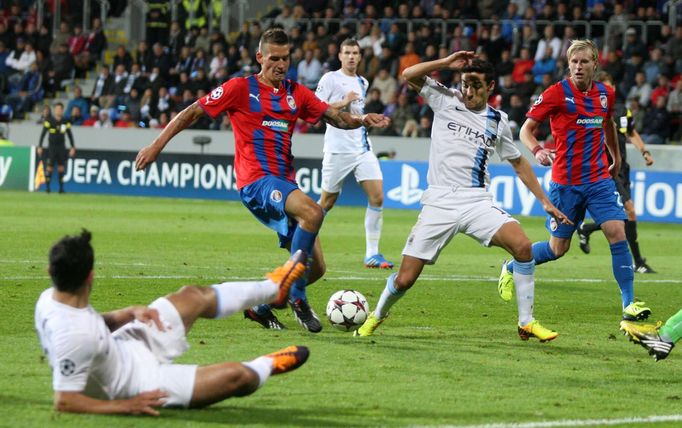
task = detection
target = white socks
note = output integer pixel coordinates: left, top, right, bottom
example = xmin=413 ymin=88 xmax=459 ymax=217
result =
xmin=374 ymin=273 xmax=404 ymax=319
xmin=513 ymin=260 xmax=535 ymax=326
xmin=211 ymin=280 xmax=278 ymax=318
xmin=242 ymin=356 xmax=272 ymax=388
xmin=365 ymin=205 xmax=383 ymax=258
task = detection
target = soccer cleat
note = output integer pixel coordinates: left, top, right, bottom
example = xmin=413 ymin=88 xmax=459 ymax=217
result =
xmin=635 ymin=260 xmax=656 ymax=274
xmin=354 ymin=312 xmax=386 ymax=337
xmin=623 ymin=301 xmax=652 ymax=321
xmin=517 ymin=319 xmax=559 ymax=342
xmin=498 ymin=260 xmax=514 ymax=302
xmin=620 ymin=320 xmax=674 ymax=361
xmin=265 ymin=345 xmax=310 ymax=375
xmin=290 ymin=299 xmax=322 ymax=333
xmin=364 ymin=254 xmax=394 ymax=269
xmin=268 ymin=250 xmax=307 ymax=309
xmin=244 ymin=308 xmax=286 ymax=330
xmin=577 ymin=223 xmax=591 ymax=254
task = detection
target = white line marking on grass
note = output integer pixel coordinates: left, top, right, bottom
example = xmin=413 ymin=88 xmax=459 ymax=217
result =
xmin=423 ymin=414 xmax=682 ymax=428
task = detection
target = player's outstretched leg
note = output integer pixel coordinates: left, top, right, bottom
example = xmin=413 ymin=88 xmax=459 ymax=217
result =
xmin=620 ymin=321 xmax=674 ymax=361
xmin=355 ymin=271 xmax=407 ymax=337
xmin=189 ymin=345 xmax=310 ymax=408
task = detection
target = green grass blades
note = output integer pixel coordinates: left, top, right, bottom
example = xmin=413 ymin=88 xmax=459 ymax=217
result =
xmin=2 ymin=190 xmax=682 ymax=427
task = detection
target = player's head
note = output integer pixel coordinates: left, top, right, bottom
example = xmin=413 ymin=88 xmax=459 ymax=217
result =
xmin=339 ymin=39 xmax=361 ymax=74
xmin=257 ymin=28 xmax=290 ymax=85
xmin=49 ymin=229 xmax=94 ymax=293
xmin=567 ymin=39 xmax=599 ymax=89
xmin=53 ymin=102 xmax=64 ymax=118
xmin=460 ymin=58 xmax=496 ymax=111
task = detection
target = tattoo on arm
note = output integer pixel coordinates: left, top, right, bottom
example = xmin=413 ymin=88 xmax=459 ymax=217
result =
xmin=322 ymin=107 xmax=361 ymax=129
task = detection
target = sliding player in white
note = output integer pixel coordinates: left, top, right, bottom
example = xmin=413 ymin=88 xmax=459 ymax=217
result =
xmin=315 ymin=39 xmax=393 ymax=269
xmin=356 ymin=53 xmax=571 ymax=341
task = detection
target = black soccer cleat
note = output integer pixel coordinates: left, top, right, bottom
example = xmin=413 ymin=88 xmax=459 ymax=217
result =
xmin=244 ymin=308 xmax=286 ymax=330
xmin=635 ymin=260 xmax=656 ymax=274
xmin=290 ymin=299 xmax=322 ymax=333
xmin=577 ymin=223 xmax=590 ymax=254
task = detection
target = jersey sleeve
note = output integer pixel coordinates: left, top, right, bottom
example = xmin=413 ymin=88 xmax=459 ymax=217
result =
xmin=419 ymin=76 xmax=460 ymax=111
xmin=51 ymin=330 xmax=97 ymax=392
xmin=314 ymin=72 xmax=333 ymax=102
xmin=496 ymin=112 xmax=522 ymax=161
xmin=526 ymin=85 xmax=561 ymax=123
xmin=198 ymin=78 xmax=243 ymax=119
xmin=297 ymin=83 xmax=329 ymax=124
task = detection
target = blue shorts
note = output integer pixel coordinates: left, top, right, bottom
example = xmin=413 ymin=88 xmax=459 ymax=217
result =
xmin=239 ymin=176 xmax=300 ymax=248
xmin=546 ymin=179 xmax=626 ymax=238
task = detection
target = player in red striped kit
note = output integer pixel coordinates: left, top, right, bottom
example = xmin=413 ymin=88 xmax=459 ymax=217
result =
xmin=135 ymin=28 xmax=390 ymax=333
xmin=498 ymin=39 xmax=651 ymax=323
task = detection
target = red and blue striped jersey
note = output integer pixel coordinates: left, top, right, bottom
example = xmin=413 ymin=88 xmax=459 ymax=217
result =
xmin=527 ymin=78 xmax=615 ymax=185
xmin=198 ymin=75 xmax=329 ymax=189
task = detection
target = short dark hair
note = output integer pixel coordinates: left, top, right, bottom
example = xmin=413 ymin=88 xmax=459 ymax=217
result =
xmin=461 ymin=58 xmax=496 ymax=84
xmin=340 ymin=38 xmax=360 ymax=51
xmin=259 ymin=28 xmax=289 ymax=53
xmin=49 ymin=229 xmax=94 ymax=292
xmin=53 ymin=102 xmax=64 ymax=109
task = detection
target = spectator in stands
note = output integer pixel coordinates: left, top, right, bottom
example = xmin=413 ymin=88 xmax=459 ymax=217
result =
xmin=94 ymin=109 xmax=113 ymax=128
xmin=134 ymin=41 xmax=152 ymax=73
xmin=209 ymin=48 xmax=227 ymax=79
xmin=628 ymin=98 xmax=646 ymax=133
xmin=24 ymin=22 xmax=38 ymax=49
xmin=620 ymin=51 xmax=644 ymax=97
xmin=643 ymin=48 xmax=670 ymax=86
xmin=82 ymin=105 xmax=99 ymax=126
xmin=370 ymin=68 xmax=397 ymax=106
xmin=603 ymin=51 xmax=625 ymax=87
xmin=651 ymin=74 xmax=671 ymax=106
xmin=125 ymin=88 xmax=142 ymax=123
xmin=6 ymin=39 xmax=36 ymax=82
xmin=517 ymin=24 xmax=539 ymax=58
xmin=532 ymin=46 xmax=556 ymax=84
xmin=558 ymin=26 xmax=575 ymax=61
xmin=0 ymin=22 xmax=9 ymax=51
xmin=172 ymin=45 xmax=193 ymax=77
xmin=208 ymin=29 xmax=227 ymax=57
xmin=627 ymin=72 xmax=653 ymax=107
xmin=606 ymin=2 xmax=628 ymax=53
xmin=398 ymin=42 xmax=420 ymax=77
xmin=112 ymin=45 xmax=133 ymax=72
xmin=125 ymin=62 xmax=147 ymax=94
xmin=667 ymin=26 xmax=682 ymax=74
xmin=481 ymin=23 xmax=507 ymax=65
xmin=297 ymin=48 xmax=321 ymax=90
xmin=90 ymin=65 xmax=115 ymax=108
xmin=623 ymin=28 xmax=648 ymax=61
xmin=112 ymin=64 xmax=130 ymax=105
xmin=274 ymin=5 xmax=296 ymax=32
xmin=191 ymin=48 xmax=207 ymax=74
xmin=641 ymin=96 xmax=671 ymax=145
xmin=34 ymin=24 xmax=50 ymax=56
xmin=69 ymin=24 xmax=87 ymax=57
xmin=534 ymin=24 xmax=561 ymax=62
xmin=512 ymin=47 xmax=534 ymax=84
xmin=150 ymin=43 xmax=172 ymax=79
xmin=507 ymin=94 xmax=526 ymax=128
xmin=391 ymin=93 xmax=417 ymax=137
xmin=379 ymin=44 xmax=398 ymax=78
xmin=52 ymin=43 xmax=75 ymax=87
xmin=85 ymin=18 xmax=107 ymax=67
xmin=233 ymin=47 xmax=254 ymax=77
xmin=496 ymin=49 xmax=514 ymax=81
xmin=194 ymin=27 xmax=210 ymax=53
xmin=147 ymin=66 xmax=166 ymax=93
xmin=50 ymin=21 xmax=71 ymax=55
xmin=356 ymin=46 xmax=379 ymax=82
xmin=190 ymin=68 xmax=210 ymax=93
xmin=69 ymin=105 xmax=85 ymax=126
xmin=167 ymin=21 xmax=184 ymax=62
xmin=65 ymin=86 xmax=89 ymax=121
xmin=114 ymin=109 xmax=135 ymax=128
xmin=501 ymin=2 xmax=522 ymax=44
xmin=516 ymin=70 xmax=537 ymax=105
xmin=359 ymin=25 xmax=384 ymax=59
xmin=668 ymin=79 xmax=682 ymax=140
xmin=364 ymin=87 xmax=385 ymax=116
xmin=0 ymin=41 xmax=8 ymax=93
xmin=417 ymin=115 xmax=432 ymax=138
xmin=448 ymin=25 xmax=472 ymax=54
xmin=6 ymin=61 xmax=43 ymax=118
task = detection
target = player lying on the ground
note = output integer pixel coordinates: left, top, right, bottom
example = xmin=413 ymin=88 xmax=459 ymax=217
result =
xmin=355 ymin=53 xmax=571 ymax=342
xmin=620 ymin=310 xmax=682 ymax=361
xmin=35 ymin=230 xmax=309 ymax=415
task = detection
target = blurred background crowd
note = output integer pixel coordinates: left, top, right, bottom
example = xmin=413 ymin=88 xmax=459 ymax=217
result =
xmin=1 ymin=0 xmax=681 ymax=145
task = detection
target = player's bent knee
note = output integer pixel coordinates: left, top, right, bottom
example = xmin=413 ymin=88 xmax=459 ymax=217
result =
xmin=394 ymin=274 xmax=416 ymax=291
xmin=511 ymin=241 xmax=533 ymax=262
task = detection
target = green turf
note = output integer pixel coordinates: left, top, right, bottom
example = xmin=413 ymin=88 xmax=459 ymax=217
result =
xmin=1 ymin=190 xmax=682 ymax=428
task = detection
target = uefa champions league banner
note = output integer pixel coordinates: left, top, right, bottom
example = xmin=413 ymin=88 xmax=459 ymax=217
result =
xmin=28 ymin=149 xmax=682 ymax=224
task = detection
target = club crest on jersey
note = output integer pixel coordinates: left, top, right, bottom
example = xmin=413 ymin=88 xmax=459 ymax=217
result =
xmin=599 ymin=94 xmax=607 ymax=109
xmin=286 ymin=95 xmax=296 ymax=110
xmin=270 ymin=190 xmax=283 ymax=202
xmin=210 ymin=86 xmax=223 ymax=100
xmin=549 ymin=218 xmax=558 ymax=232
xmin=533 ymin=95 xmax=543 ymax=105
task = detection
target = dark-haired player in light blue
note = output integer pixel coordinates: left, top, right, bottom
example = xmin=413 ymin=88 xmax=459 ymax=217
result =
xmin=136 ymin=28 xmax=390 ymax=333
xmin=498 ymin=39 xmax=651 ymax=323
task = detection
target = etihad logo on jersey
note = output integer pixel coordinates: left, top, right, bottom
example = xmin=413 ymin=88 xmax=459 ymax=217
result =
xmin=575 ymin=115 xmax=603 ymax=128
xmin=262 ymin=119 xmax=289 ymax=131
xmin=446 ymin=122 xmax=496 ymax=147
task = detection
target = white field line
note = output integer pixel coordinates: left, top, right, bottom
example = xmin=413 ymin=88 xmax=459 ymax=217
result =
xmin=419 ymin=413 xmax=682 ymax=428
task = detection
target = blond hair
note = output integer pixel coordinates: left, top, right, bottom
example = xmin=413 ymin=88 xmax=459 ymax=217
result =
xmin=567 ymin=39 xmax=599 ymax=63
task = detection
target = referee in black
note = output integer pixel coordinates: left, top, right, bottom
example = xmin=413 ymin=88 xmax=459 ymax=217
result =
xmin=37 ymin=102 xmax=76 ymax=193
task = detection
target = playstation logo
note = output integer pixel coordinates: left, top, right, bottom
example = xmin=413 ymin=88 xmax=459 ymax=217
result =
xmin=387 ymin=164 xmax=424 ymax=206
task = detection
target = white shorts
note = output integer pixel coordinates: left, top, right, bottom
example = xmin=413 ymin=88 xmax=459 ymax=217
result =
xmin=321 ymin=151 xmax=383 ymax=193
xmin=402 ymin=186 xmax=518 ymax=264
xmin=114 ymin=297 xmax=197 ymax=408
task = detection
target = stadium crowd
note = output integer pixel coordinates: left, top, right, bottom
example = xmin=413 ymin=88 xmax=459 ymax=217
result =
xmin=0 ymin=0 xmax=681 ymax=144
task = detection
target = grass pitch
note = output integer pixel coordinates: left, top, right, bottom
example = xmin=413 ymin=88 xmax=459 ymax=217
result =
xmin=1 ymin=190 xmax=682 ymax=428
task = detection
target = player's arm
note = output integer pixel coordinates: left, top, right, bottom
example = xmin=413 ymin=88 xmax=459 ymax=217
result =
xmin=102 ymin=306 xmax=164 ymax=332
xmin=327 ymin=91 xmax=360 ymax=110
xmin=508 ymin=155 xmax=572 ymax=225
xmin=135 ymin=102 xmax=205 ymax=170
xmin=322 ymin=106 xmax=390 ymax=130
xmin=66 ymin=124 xmax=76 ymax=156
xmin=626 ymin=129 xmax=654 ymax=166
xmin=519 ymin=118 xmax=554 ymax=166
xmin=604 ymin=117 xmax=620 ymax=178
xmin=402 ymin=50 xmax=475 ymax=91
xmin=54 ymin=390 xmax=168 ymax=416
xmin=37 ymin=123 xmax=48 ymax=155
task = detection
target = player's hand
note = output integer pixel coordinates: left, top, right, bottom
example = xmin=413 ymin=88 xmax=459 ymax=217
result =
xmin=135 ymin=144 xmax=161 ymax=171
xmin=36 ymin=147 xmax=43 ymax=156
xmin=444 ymin=51 xmax=475 ymax=70
xmin=362 ymin=113 xmax=391 ymax=129
xmin=344 ymin=91 xmax=360 ymax=106
xmin=69 ymin=148 xmax=76 ymax=157
xmin=608 ymin=157 xmax=621 ymax=179
xmin=543 ymin=203 xmax=573 ymax=226
xmin=534 ymin=148 xmax=555 ymax=166
xmin=643 ymin=151 xmax=654 ymax=166
xmin=131 ymin=306 xmax=165 ymax=331
xmin=126 ymin=389 xmax=168 ymax=416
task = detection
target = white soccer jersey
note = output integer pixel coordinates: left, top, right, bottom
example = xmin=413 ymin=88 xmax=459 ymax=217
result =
xmin=421 ymin=76 xmax=520 ymax=189
xmin=34 ymin=288 xmax=145 ymax=399
xmin=315 ymin=70 xmax=371 ymax=153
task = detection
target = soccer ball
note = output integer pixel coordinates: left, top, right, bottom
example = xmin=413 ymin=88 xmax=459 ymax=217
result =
xmin=326 ymin=290 xmax=370 ymax=331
